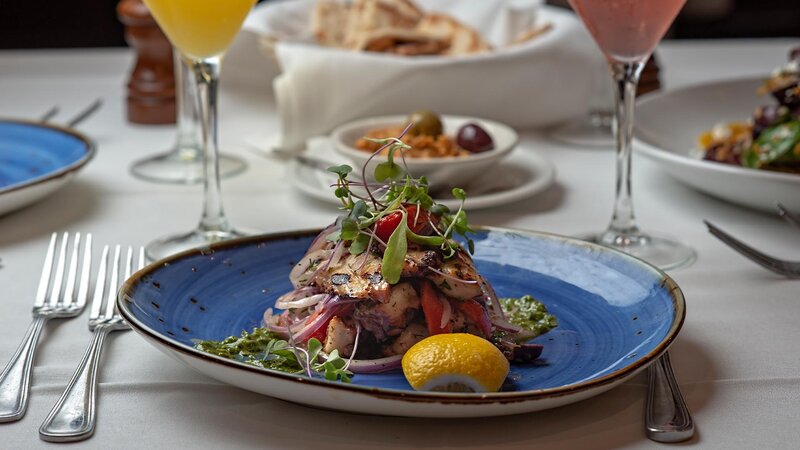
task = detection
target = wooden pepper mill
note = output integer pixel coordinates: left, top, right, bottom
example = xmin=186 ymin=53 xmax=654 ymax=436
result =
xmin=638 ymin=54 xmax=662 ymax=97
xmin=117 ymin=0 xmax=176 ymax=124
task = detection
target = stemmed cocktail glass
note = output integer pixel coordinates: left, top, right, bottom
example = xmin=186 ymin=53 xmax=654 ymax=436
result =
xmin=142 ymin=0 xmax=256 ymax=261
xmin=568 ymin=0 xmax=695 ymax=269
xmin=129 ymin=52 xmax=247 ymax=185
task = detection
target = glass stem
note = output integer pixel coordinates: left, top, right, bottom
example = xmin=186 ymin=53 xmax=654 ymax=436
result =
xmin=607 ymin=61 xmax=645 ymax=237
xmin=191 ymin=56 xmax=229 ymax=234
xmin=174 ymin=51 xmax=200 ymax=159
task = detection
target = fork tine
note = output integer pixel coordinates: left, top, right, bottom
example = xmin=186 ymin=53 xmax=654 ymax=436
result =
xmin=138 ymin=247 xmax=145 ymax=271
xmin=90 ymin=246 xmax=110 ymax=320
xmin=75 ymin=234 xmax=93 ymax=310
xmin=34 ymin=233 xmax=58 ymax=307
xmin=48 ymin=233 xmax=70 ymax=307
xmin=124 ymin=246 xmax=133 ymax=281
xmin=62 ymin=233 xmax=81 ymax=306
xmin=105 ymin=246 xmax=121 ymax=319
xmin=704 ymin=220 xmax=800 ymax=277
xmin=777 ymin=203 xmax=800 ymax=229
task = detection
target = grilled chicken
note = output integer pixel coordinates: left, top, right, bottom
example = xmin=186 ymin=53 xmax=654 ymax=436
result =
xmin=323 ymin=316 xmax=357 ymax=357
xmin=353 ymin=282 xmax=420 ymax=340
xmin=406 ymin=247 xmax=482 ymax=300
xmin=312 ymin=244 xmax=481 ymax=302
xmin=387 ymin=322 xmax=428 ymax=356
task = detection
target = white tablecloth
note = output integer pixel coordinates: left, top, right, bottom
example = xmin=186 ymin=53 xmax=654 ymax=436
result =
xmin=2 ymin=35 xmax=800 ymax=449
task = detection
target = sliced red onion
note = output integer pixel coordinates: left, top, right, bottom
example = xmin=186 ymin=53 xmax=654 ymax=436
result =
xmin=262 ymin=308 xmax=293 ymax=337
xmin=308 ymin=223 xmax=337 ymax=253
xmin=344 ymin=322 xmax=362 ymax=371
xmin=292 ymin=305 xmax=342 ymax=342
xmin=276 ymin=286 xmax=321 ymax=305
xmin=439 ymin=295 xmax=452 ymax=329
xmin=327 ymin=240 xmax=346 ymax=268
xmin=342 ymin=355 xmax=403 ymax=374
xmin=290 ymin=249 xmax=333 ymax=288
xmin=301 ymin=241 xmax=345 ymax=288
xmin=490 ymin=316 xmax=524 ymax=333
xmin=323 ymin=296 xmax=362 ymax=307
xmin=480 ymin=278 xmax=507 ymax=321
xmin=275 ymin=293 xmax=329 ymax=310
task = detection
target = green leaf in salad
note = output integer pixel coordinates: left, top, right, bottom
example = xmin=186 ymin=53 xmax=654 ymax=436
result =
xmin=382 ymin=212 xmax=408 ymax=284
xmin=327 ymin=164 xmax=353 ymax=178
xmin=339 ymin=217 xmax=360 ymax=241
xmin=743 ymin=121 xmax=800 ymax=168
xmin=348 ymin=232 xmax=371 ymax=256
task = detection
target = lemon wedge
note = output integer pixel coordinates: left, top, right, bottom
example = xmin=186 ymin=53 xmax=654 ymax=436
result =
xmin=401 ymin=333 xmax=509 ymax=393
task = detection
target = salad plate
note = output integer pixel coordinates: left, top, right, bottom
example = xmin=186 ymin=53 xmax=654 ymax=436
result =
xmin=0 ymin=119 xmax=95 ymax=216
xmin=633 ymin=76 xmax=800 ymax=212
xmin=290 ymin=147 xmax=556 ymax=211
xmin=118 ymin=227 xmax=684 ymax=418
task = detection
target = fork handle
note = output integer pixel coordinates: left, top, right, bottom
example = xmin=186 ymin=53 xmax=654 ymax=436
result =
xmin=645 ymin=351 xmax=695 ymax=443
xmin=0 ymin=316 xmax=47 ymax=422
xmin=39 ymin=326 xmax=109 ymax=442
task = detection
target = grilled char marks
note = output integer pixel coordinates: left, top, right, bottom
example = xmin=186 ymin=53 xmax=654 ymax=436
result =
xmin=314 ymin=250 xmax=390 ymax=301
xmin=331 ymin=273 xmax=351 ymax=285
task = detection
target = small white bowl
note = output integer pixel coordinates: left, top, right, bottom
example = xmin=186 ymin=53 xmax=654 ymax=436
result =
xmin=331 ymin=115 xmax=518 ymax=189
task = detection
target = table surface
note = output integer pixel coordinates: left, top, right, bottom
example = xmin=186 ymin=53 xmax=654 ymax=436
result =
xmin=2 ymin=35 xmax=800 ymax=449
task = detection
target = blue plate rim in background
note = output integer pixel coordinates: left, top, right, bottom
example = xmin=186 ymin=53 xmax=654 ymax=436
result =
xmin=118 ymin=227 xmax=686 ymax=404
xmin=0 ymin=118 xmax=96 ymax=195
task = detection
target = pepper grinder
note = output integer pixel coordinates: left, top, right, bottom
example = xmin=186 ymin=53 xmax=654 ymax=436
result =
xmin=638 ymin=54 xmax=662 ymax=97
xmin=117 ymin=0 xmax=176 ymax=124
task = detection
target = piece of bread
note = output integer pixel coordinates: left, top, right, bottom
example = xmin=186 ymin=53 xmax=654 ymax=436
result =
xmin=510 ymin=23 xmax=553 ymax=46
xmin=360 ymin=28 xmax=450 ymax=55
xmin=416 ymin=13 xmax=490 ymax=56
xmin=311 ymin=0 xmax=351 ymax=47
xmin=344 ymin=0 xmax=423 ymax=49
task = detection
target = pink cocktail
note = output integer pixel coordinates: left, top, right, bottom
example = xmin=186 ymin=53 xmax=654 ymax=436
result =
xmin=570 ymin=0 xmax=685 ymax=62
xmin=569 ymin=0 xmax=695 ymax=269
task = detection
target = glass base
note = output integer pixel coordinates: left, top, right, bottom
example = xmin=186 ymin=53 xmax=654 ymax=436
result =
xmin=579 ymin=229 xmax=696 ymax=270
xmin=549 ymin=113 xmax=614 ymax=148
xmin=145 ymin=227 xmax=250 ymax=262
xmin=130 ymin=148 xmax=247 ymax=185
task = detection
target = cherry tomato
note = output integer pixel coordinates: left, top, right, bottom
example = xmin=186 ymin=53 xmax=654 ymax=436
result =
xmin=305 ymin=304 xmax=355 ymax=343
xmin=454 ymin=299 xmax=492 ymax=338
xmin=420 ymin=280 xmax=452 ymax=336
xmin=306 ymin=316 xmax=333 ymax=343
xmin=374 ymin=205 xmax=434 ymax=243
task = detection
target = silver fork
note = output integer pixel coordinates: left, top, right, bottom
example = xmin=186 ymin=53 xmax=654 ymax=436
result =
xmin=704 ymin=219 xmax=800 ymax=278
xmin=0 ymin=232 xmax=92 ymax=422
xmin=645 ymin=351 xmax=694 ymax=442
xmin=39 ymin=246 xmax=144 ymax=442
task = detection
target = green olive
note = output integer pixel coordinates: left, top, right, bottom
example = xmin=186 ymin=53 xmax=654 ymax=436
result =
xmin=407 ymin=110 xmax=443 ymax=137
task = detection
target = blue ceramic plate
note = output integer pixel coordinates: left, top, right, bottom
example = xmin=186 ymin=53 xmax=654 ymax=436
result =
xmin=0 ymin=119 xmax=94 ymax=215
xmin=119 ymin=228 xmax=685 ymax=418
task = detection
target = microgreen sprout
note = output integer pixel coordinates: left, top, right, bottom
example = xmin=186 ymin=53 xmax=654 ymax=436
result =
xmin=325 ymin=123 xmax=475 ymax=284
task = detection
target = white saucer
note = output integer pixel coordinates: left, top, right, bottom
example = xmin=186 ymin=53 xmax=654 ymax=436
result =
xmin=289 ymin=144 xmax=555 ymax=211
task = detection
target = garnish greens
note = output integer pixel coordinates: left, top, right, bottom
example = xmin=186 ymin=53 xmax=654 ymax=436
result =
xmin=499 ymin=295 xmax=558 ymax=339
xmin=327 ymin=132 xmax=474 ymax=284
xmin=194 ymin=328 xmax=353 ymax=382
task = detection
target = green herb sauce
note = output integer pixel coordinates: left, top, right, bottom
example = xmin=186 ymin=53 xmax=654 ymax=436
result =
xmin=193 ymin=328 xmax=353 ymax=382
xmin=499 ymin=295 xmax=558 ymax=339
